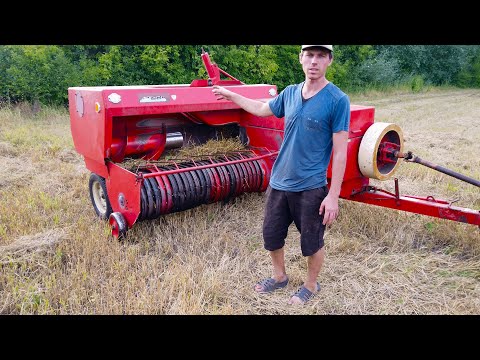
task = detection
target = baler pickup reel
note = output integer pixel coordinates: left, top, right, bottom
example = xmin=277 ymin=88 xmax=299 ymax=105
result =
xmin=68 ymin=50 xmax=480 ymax=240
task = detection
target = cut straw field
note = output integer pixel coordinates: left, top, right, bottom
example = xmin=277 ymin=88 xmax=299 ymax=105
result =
xmin=0 ymin=88 xmax=479 ymax=314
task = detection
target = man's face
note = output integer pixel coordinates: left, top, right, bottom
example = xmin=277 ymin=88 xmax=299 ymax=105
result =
xmin=299 ymin=48 xmax=332 ymax=80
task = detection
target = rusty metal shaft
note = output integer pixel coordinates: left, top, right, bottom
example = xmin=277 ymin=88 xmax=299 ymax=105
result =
xmin=396 ymin=151 xmax=480 ymax=188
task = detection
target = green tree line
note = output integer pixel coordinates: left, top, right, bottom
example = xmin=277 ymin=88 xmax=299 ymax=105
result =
xmin=1 ymin=45 xmax=480 ymax=107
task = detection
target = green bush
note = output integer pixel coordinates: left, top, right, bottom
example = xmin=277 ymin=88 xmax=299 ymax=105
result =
xmin=2 ymin=45 xmax=480 ymax=108
xmin=3 ymin=46 xmax=79 ymax=105
xmin=410 ymin=75 xmax=424 ymax=92
xmin=455 ymin=54 xmax=480 ymax=88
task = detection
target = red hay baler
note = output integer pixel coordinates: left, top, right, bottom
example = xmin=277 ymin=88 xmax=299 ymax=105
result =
xmin=68 ymin=50 xmax=480 ymax=239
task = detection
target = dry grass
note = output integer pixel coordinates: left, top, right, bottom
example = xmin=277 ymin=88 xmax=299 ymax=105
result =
xmin=0 ymin=89 xmax=479 ymax=315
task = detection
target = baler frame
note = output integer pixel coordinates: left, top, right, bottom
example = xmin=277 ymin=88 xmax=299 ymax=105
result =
xmin=67 ymin=50 xmax=480 ymax=239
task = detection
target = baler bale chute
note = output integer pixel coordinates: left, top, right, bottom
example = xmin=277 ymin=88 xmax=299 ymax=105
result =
xmin=68 ymin=50 xmax=480 ymax=239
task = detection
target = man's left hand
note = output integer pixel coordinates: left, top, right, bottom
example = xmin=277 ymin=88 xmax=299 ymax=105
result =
xmin=319 ymin=194 xmax=339 ymax=226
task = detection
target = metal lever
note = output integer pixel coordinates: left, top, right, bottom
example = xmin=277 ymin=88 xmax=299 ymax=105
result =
xmin=201 ymin=48 xmax=244 ymax=86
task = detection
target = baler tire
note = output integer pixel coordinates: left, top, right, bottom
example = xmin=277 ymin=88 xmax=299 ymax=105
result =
xmin=89 ymin=173 xmax=113 ymax=220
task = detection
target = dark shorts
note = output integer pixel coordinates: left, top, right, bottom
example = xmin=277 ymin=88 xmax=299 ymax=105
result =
xmin=262 ymin=186 xmax=328 ymax=256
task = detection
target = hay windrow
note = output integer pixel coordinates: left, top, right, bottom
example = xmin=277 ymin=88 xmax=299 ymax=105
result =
xmin=0 ymin=228 xmax=68 ymax=264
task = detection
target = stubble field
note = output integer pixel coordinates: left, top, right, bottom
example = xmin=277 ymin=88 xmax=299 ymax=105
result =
xmin=0 ymin=88 xmax=479 ymax=314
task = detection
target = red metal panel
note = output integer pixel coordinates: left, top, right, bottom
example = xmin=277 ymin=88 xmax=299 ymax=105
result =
xmin=105 ymin=162 xmax=141 ymax=228
xmin=68 ymin=88 xmax=106 ymax=168
xmin=349 ymin=105 xmax=375 ymax=137
xmin=190 ymin=109 xmax=243 ymax=126
xmin=327 ymin=136 xmax=364 ymax=182
xmin=245 ymin=126 xmax=283 ymax=152
xmin=91 ymin=85 xmax=278 ymax=117
xmin=325 ymin=106 xmax=374 ymax=195
xmin=240 ymin=113 xmax=285 ymax=131
xmin=84 ymin=157 xmax=108 ymax=179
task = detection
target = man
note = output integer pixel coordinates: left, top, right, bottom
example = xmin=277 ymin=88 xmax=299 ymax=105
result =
xmin=212 ymin=45 xmax=350 ymax=305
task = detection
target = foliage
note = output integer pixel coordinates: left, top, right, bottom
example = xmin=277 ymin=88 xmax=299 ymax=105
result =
xmin=373 ymin=45 xmax=477 ymax=86
xmin=410 ymin=75 xmax=425 ymax=92
xmin=0 ymin=46 xmax=79 ymax=105
xmin=348 ymin=48 xmax=405 ymax=90
xmin=326 ymin=45 xmax=375 ymax=88
xmin=1 ymin=45 xmax=480 ymax=108
xmin=456 ymin=52 xmax=480 ymax=88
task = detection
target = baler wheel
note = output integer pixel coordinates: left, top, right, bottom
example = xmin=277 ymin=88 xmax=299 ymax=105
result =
xmin=89 ymin=173 xmax=113 ymax=220
xmin=109 ymin=212 xmax=127 ymax=240
xmin=358 ymin=122 xmax=404 ymax=180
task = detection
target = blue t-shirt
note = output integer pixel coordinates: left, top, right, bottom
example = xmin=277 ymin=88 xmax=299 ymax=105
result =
xmin=268 ymin=82 xmax=350 ymax=192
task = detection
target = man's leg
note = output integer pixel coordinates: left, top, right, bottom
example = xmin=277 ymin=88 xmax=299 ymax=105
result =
xmin=271 ymin=247 xmax=287 ymax=281
xmin=288 ymin=187 xmax=327 ymax=304
xmin=254 ymin=247 xmax=287 ymax=292
xmin=255 ymin=188 xmax=291 ymax=293
xmin=288 ymin=247 xmax=324 ymax=304
xmin=306 ymin=247 xmax=325 ymax=290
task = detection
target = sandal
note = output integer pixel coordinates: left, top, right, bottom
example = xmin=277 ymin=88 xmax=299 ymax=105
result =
xmin=254 ymin=277 xmax=289 ymax=293
xmin=289 ymin=282 xmax=321 ymax=304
